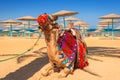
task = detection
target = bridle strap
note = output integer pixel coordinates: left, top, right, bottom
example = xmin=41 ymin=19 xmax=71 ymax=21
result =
xmin=38 ymin=14 xmax=56 ymax=32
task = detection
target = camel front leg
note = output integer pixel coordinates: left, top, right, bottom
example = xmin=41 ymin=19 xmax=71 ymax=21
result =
xmin=58 ymin=62 xmax=75 ymax=78
xmin=40 ymin=62 xmax=54 ymax=77
xmin=58 ymin=67 xmax=71 ymax=78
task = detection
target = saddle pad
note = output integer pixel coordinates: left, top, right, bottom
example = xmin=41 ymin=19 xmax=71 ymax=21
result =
xmin=57 ymin=30 xmax=88 ymax=69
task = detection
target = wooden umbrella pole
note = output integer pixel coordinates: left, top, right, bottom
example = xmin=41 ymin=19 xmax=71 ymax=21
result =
xmin=111 ymin=19 xmax=114 ymax=40
xmin=23 ymin=24 xmax=26 ymax=37
xmin=107 ymin=22 xmax=110 ymax=39
xmin=63 ymin=16 xmax=66 ymax=30
xmin=83 ymin=26 xmax=85 ymax=37
xmin=28 ymin=21 xmax=31 ymax=38
xmin=10 ymin=24 xmax=12 ymax=38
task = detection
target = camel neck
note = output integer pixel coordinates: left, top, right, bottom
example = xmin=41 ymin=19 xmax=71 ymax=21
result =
xmin=44 ymin=29 xmax=58 ymax=60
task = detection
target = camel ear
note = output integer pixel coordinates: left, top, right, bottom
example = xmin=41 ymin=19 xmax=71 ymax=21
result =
xmin=52 ymin=15 xmax=58 ymax=21
xmin=49 ymin=15 xmax=58 ymax=21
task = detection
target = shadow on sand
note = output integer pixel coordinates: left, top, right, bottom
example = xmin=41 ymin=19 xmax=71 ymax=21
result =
xmin=17 ymin=47 xmax=47 ymax=63
xmin=1 ymin=56 xmax=49 ymax=80
xmin=0 ymin=47 xmax=48 ymax=80
xmin=88 ymin=47 xmax=120 ymax=58
xmin=1 ymin=47 xmax=120 ymax=80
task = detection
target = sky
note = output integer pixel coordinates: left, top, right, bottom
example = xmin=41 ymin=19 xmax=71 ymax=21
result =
xmin=0 ymin=0 xmax=120 ymax=29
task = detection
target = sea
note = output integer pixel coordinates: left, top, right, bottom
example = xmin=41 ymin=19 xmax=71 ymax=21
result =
xmin=0 ymin=28 xmax=120 ymax=37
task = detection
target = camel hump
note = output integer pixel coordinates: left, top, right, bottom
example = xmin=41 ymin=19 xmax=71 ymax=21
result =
xmin=59 ymin=28 xmax=83 ymax=40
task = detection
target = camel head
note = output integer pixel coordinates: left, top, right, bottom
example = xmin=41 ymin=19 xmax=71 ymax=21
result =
xmin=37 ymin=13 xmax=58 ymax=32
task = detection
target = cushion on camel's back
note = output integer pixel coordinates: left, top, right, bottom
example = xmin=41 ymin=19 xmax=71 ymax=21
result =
xmin=76 ymin=40 xmax=89 ymax=69
xmin=57 ymin=29 xmax=89 ymax=69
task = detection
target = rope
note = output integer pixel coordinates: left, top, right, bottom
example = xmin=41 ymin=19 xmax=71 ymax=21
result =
xmin=0 ymin=35 xmax=40 ymax=62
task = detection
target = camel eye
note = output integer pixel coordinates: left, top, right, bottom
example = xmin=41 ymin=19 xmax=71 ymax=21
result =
xmin=38 ymin=26 xmax=41 ymax=29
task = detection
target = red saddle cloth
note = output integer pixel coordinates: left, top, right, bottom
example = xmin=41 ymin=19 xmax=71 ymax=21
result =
xmin=57 ymin=29 xmax=89 ymax=69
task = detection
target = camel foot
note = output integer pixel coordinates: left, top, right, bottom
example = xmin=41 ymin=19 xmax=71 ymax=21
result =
xmin=58 ymin=68 xmax=71 ymax=78
xmin=40 ymin=63 xmax=54 ymax=76
xmin=40 ymin=68 xmax=54 ymax=77
xmin=40 ymin=70 xmax=49 ymax=76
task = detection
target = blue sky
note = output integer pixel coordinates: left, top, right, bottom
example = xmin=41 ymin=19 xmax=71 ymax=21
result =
xmin=0 ymin=0 xmax=120 ymax=29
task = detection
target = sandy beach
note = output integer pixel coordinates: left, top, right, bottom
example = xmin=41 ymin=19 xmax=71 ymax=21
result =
xmin=1 ymin=0 xmax=120 ymax=80
xmin=0 ymin=36 xmax=120 ymax=80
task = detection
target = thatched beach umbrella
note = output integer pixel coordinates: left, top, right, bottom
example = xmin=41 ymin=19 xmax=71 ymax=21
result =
xmin=99 ymin=19 xmax=118 ymax=25
xmin=98 ymin=24 xmax=108 ymax=27
xmin=65 ymin=16 xmax=80 ymax=23
xmin=0 ymin=20 xmax=21 ymax=38
xmin=53 ymin=10 xmax=79 ymax=17
xmin=52 ymin=10 xmax=79 ymax=30
xmin=3 ymin=24 xmax=18 ymax=36
xmin=19 ymin=22 xmax=28 ymax=37
xmin=31 ymin=23 xmax=41 ymax=36
xmin=97 ymin=24 xmax=108 ymax=36
xmin=4 ymin=23 xmax=18 ymax=28
xmin=95 ymin=26 xmax=105 ymax=33
xmin=74 ymin=21 xmax=89 ymax=37
xmin=115 ymin=26 xmax=120 ymax=29
xmin=31 ymin=23 xmax=39 ymax=30
xmin=99 ymin=19 xmax=118 ymax=39
xmin=31 ymin=23 xmax=39 ymax=27
xmin=3 ymin=29 xmax=8 ymax=31
xmin=99 ymin=13 xmax=120 ymax=40
xmin=94 ymin=27 xmax=104 ymax=36
xmin=98 ymin=24 xmax=108 ymax=33
xmin=74 ymin=21 xmax=88 ymax=29
xmin=17 ymin=16 xmax=36 ymax=38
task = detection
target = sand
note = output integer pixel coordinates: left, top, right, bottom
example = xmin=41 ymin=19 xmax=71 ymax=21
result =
xmin=0 ymin=36 xmax=120 ymax=80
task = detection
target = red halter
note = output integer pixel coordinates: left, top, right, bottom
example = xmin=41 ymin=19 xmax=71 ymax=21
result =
xmin=37 ymin=14 xmax=49 ymax=27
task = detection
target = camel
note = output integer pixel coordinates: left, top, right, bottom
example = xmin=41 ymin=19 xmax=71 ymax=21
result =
xmin=37 ymin=13 xmax=89 ymax=78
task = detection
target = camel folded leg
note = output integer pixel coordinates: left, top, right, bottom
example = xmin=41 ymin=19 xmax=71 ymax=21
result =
xmin=58 ymin=67 xmax=71 ymax=78
xmin=58 ymin=62 xmax=74 ymax=78
xmin=40 ymin=63 xmax=54 ymax=77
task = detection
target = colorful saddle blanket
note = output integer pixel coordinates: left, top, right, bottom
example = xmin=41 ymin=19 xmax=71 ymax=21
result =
xmin=57 ymin=28 xmax=89 ymax=69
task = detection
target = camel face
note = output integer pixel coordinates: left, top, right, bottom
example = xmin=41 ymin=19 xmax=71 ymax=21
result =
xmin=37 ymin=14 xmax=58 ymax=32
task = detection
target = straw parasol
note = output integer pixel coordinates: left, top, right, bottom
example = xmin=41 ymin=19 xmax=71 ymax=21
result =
xmin=96 ymin=25 xmax=108 ymax=36
xmin=94 ymin=27 xmax=104 ymax=32
xmin=65 ymin=16 xmax=80 ymax=22
xmin=31 ymin=23 xmax=39 ymax=30
xmin=99 ymin=13 xmax=120 ymax=39
xmin=99 ymin=19 xmax=118 ymax=39
xmin=100 ymin=14 xmax=120 ymax=19
xmin=98 ymin=24 xmax=108 ymax=27
xmin=53 ymin=10 xmax=79 ymax=17
xmin=31 ymin=23 xmax=41 ymax=35
xmin=19 ymin=22 xmax=28 ymax=37
xmin=52 ymin=10 xmax=79 ymax=30
xmin=3 ymin=29 xmax=8 ymax=31
xmin=115 ymin=26 xmax=120 ymax=29
xmin=74 ymin=21 xmax=89 ymax=29
xmin=31 ymin=23 xmax=39 ymax=27
xmin=0 ymin=19 xmax=21 ymax=38
xmin=74 ymin=21 xmax=89 ymax=37
xmin=60 ymin=17 xmax=80 ymax=29
xmin=4 ymin=24 xmax=18 ymax=28
xmin=17 ymin=16 xmax=37 ymax=21
xmin=94 ymin=27 xmax=104 ymax=37
xmin=97 ymin=24 xmax=108 ymax=30
xmin=17 ymin=16 xmax=37 ymax=38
